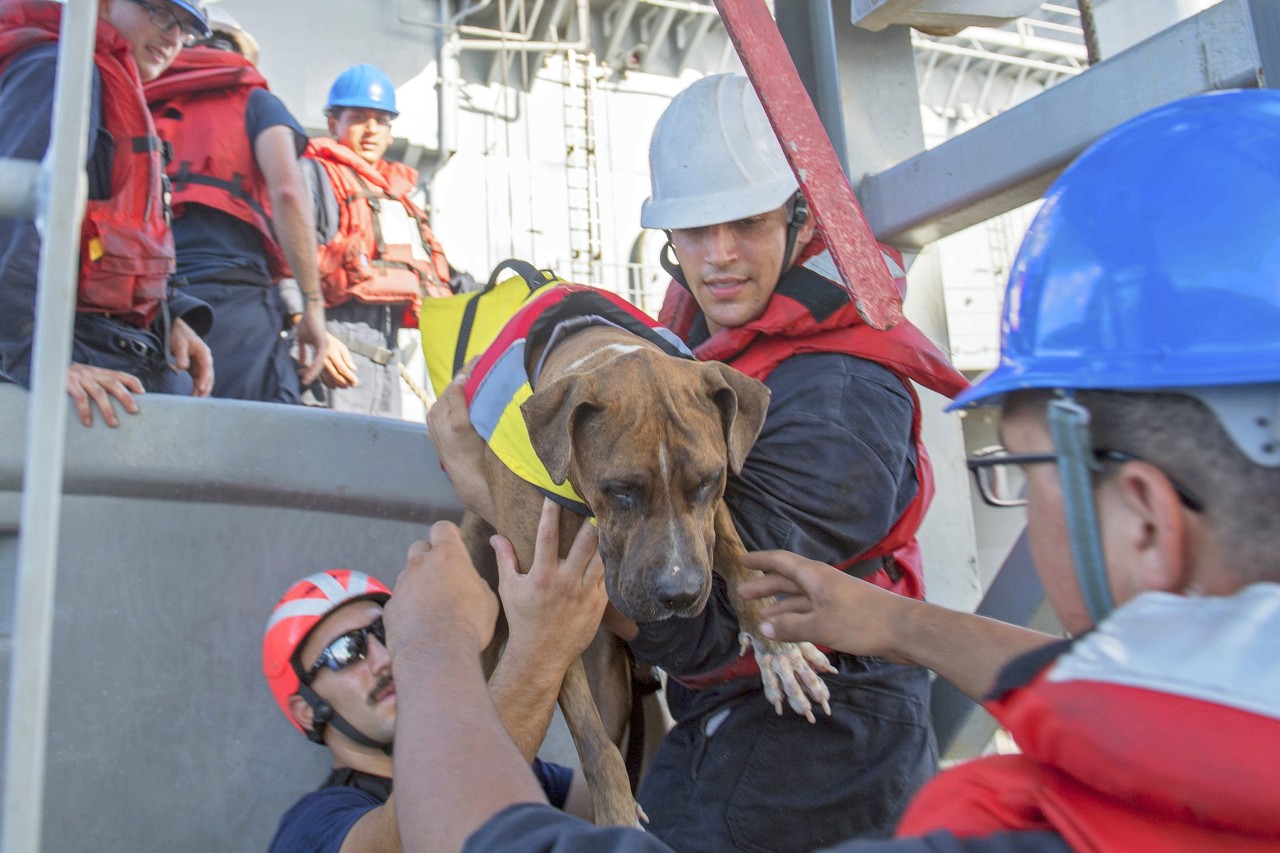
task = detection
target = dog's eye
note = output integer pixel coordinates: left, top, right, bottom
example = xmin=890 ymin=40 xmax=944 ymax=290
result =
xmin=606 ymin=485 xmax=639 ymax=509
xmin=694 ymin=475 xmax=720 ymax=498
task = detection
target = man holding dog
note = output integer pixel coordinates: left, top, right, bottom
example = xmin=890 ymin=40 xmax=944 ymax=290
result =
xmin=426 ymin=72 xmax=967 ymax=851
xmin=621 ymin=72 xmax=968 ymax=852
xmin=263 ymin=500 xmax=603 ymax=851
xmin=387 ymin=89 xmax=1280 ymax=851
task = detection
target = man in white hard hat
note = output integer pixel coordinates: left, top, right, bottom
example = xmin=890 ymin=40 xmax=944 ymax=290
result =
xmin=612 ymin=72 xmax=969 ymax=852
xmin=420 ymin=72 xmax=967 ymax=851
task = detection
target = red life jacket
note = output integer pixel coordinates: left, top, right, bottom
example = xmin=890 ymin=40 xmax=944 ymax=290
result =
xmin=898 ymin=585 xmax=1280 ymax=851
xmin=0 ymin=0 xmax=174 ymax=328
xmin=305 ymin=137 xmax=452 ymax=325
xmin=660 ymin=237 xmax=968 ymax=606
xmin=145 ymin=47 xmax=289 ymax=282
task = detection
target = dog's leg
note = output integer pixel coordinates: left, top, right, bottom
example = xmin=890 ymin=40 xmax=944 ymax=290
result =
xmin=579 ymin=627 xmax=630 ymax=747
xmin=558 ymin=654 xmax=643 ymax=826
xmin=713 ymin=501 xmax=836 ymax=722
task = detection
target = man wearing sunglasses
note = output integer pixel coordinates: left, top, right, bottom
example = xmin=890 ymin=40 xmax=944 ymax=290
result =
xmin=263 ymin=499 xmax=603 ymax=851
xmin=0 ymin=0 xmax=216 ymax=427
xmin=376 ymin=92 xmax=1280 ymax=852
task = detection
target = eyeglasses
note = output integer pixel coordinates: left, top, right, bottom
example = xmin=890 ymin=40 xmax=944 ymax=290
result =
xmin=302 ymin=618 xmax=386 ymax=683
xmin=126 ymin=0 xmax=206 ymax=47
xmin=966 ymin=446 xmax=1204 ymax=512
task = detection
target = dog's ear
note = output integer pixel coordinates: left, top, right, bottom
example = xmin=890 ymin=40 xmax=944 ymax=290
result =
xmin=521 ymin=374 xmax=600 ymax=484
xmin=703 ymin=363 xmax=771 ymax=474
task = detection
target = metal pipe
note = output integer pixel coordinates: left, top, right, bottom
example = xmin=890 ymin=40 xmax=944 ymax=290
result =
xmin=459 ymin=37 xmax=588 ymax=51
xmin=435 ymin=0 xmax=458 ymax=170
xmin=913 ymin=38 xmax=1085 ymax=76
xmin=3 ymin=0 xmax=98 ymax=850
xmin=0 ymin=159 xmax=41 ymax=219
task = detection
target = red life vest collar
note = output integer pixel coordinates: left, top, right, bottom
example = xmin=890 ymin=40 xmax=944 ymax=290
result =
xmin=306 ymin=137 xmax=413 ymax=198
xmin=144 ymin=46 xmax=268 ymax=103
xmin=305 ymin=137 xmax=451 ymax=317
xmin=898 ymin=586 xmax=1280 ymax=849
xmin=661 ymin=236 xmax=967 ymax=398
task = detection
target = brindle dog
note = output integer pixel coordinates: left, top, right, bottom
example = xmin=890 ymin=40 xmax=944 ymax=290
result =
xmin=462 ymin=322 xmax=834 ymax=826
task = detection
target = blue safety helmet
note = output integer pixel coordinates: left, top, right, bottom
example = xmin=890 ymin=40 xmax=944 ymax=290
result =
xmin=953 ymin=89 xmax=1280 ymax=627
xmin=953 ymin=89 xmax=1280 ymax=411
xmin=167 ymin=0 xmax=211 ymax=38
xmin=325 ymin=64 xmax=399 ymax=118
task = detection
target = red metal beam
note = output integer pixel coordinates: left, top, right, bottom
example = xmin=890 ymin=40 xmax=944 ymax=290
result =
xmin=714 ymin=0 xmax=903 ymax=329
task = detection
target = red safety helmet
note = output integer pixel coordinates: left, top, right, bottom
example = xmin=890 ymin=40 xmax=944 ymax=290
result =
xmin=262 ymin=569 xmax=391 ymax=733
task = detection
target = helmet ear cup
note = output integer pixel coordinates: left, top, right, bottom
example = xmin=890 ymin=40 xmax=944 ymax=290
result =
xmin=788 ymin=193 xmax=809 ymax=228
xmin=305 ymin=698 xmax=332 ymax=745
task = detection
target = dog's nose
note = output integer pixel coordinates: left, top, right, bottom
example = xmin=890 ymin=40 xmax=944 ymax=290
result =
xmin=654 ymin=566 xmax=705 ymax=612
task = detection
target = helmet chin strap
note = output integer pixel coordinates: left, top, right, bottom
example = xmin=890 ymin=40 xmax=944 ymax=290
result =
xmin=780 ymin=191 xmax=809 ymax=287
xmin=297 ymin=681 xmax=394 ymax=756
xmin=660 ymin=232 xmax=688 ymax=289
xmin=1047 ymin=394 xmax=1115 ymax=627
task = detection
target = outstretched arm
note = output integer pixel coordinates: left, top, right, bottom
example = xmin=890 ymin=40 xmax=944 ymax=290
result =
xmin=738 ymin=550 xmax=1058 ymax=702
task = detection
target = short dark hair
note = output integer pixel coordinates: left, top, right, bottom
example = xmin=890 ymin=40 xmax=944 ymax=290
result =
xmin=1006 ymin=389 xmax=1280 ymax=584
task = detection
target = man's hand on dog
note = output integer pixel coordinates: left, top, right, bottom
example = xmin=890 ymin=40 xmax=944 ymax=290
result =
xmin=495 ymin=499 xmax=608 ymax=668
xmin=387 ymin=521 xmax=500 ymax=660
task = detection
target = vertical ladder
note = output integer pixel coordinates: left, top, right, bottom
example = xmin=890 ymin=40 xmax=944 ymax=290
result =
xmin=563 ymin=49 xmax=603 ymax=284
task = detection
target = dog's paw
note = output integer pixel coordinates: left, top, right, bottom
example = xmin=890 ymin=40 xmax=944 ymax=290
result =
xmin=739 ymin=632 xmax=836 ymax=723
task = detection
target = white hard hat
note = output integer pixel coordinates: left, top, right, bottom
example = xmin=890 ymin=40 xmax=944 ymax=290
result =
xmin=205 ymin=5 xmax=260 ymax=66
xmin=641 ymin=73 xmax=799 ymax=230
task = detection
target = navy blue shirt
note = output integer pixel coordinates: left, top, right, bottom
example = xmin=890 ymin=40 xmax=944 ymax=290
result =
xmin=464 ymin=805 xmax=1072 ymax=853
xmin=171 ymin=88 xmax=306 ymax=284
xmin=268 ymin=758 xmax=574 ymax=853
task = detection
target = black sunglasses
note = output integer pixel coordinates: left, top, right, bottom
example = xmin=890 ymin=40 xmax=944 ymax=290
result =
xmin=302 ymin=617 xmax=385 ymax=683
xmin=966 ymin=446 xmax=1204 ymax=512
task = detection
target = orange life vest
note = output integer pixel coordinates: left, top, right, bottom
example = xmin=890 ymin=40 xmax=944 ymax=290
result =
xmin=305 ymin=137 xmax=452 ymax=324
xmin=0 ymin=0 xmax=174 ymax=328
xmin=145 ymin=47 xmax=290 ymax=281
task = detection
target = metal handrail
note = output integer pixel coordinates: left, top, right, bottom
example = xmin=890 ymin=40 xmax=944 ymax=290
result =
xmin=2 ymin=1 xmax=98 ymax=850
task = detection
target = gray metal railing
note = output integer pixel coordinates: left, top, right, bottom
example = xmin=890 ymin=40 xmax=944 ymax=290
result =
xmin=3 ymin=1 xmax=99 ymax=850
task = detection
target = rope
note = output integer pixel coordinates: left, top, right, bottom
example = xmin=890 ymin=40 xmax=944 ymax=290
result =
xmin=1076 ymin=0 xmax=1102 ymax=66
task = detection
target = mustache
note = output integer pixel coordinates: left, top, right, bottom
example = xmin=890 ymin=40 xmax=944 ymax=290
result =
xmin=367 ymin=673 xmax=394 ymax=705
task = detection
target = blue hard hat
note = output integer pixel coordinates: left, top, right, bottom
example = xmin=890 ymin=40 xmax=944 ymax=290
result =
xmin=166 ymin=0 xmax=211 ymax=38
xmin=325 ymin=64 xmax=399 ymax=118
xmin=952 ymin=89 xmax=1280 ymax=411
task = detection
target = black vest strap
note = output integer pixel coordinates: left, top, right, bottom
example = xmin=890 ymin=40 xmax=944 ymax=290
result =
xmin=322 ymin=767 xmax=393 ymax=802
